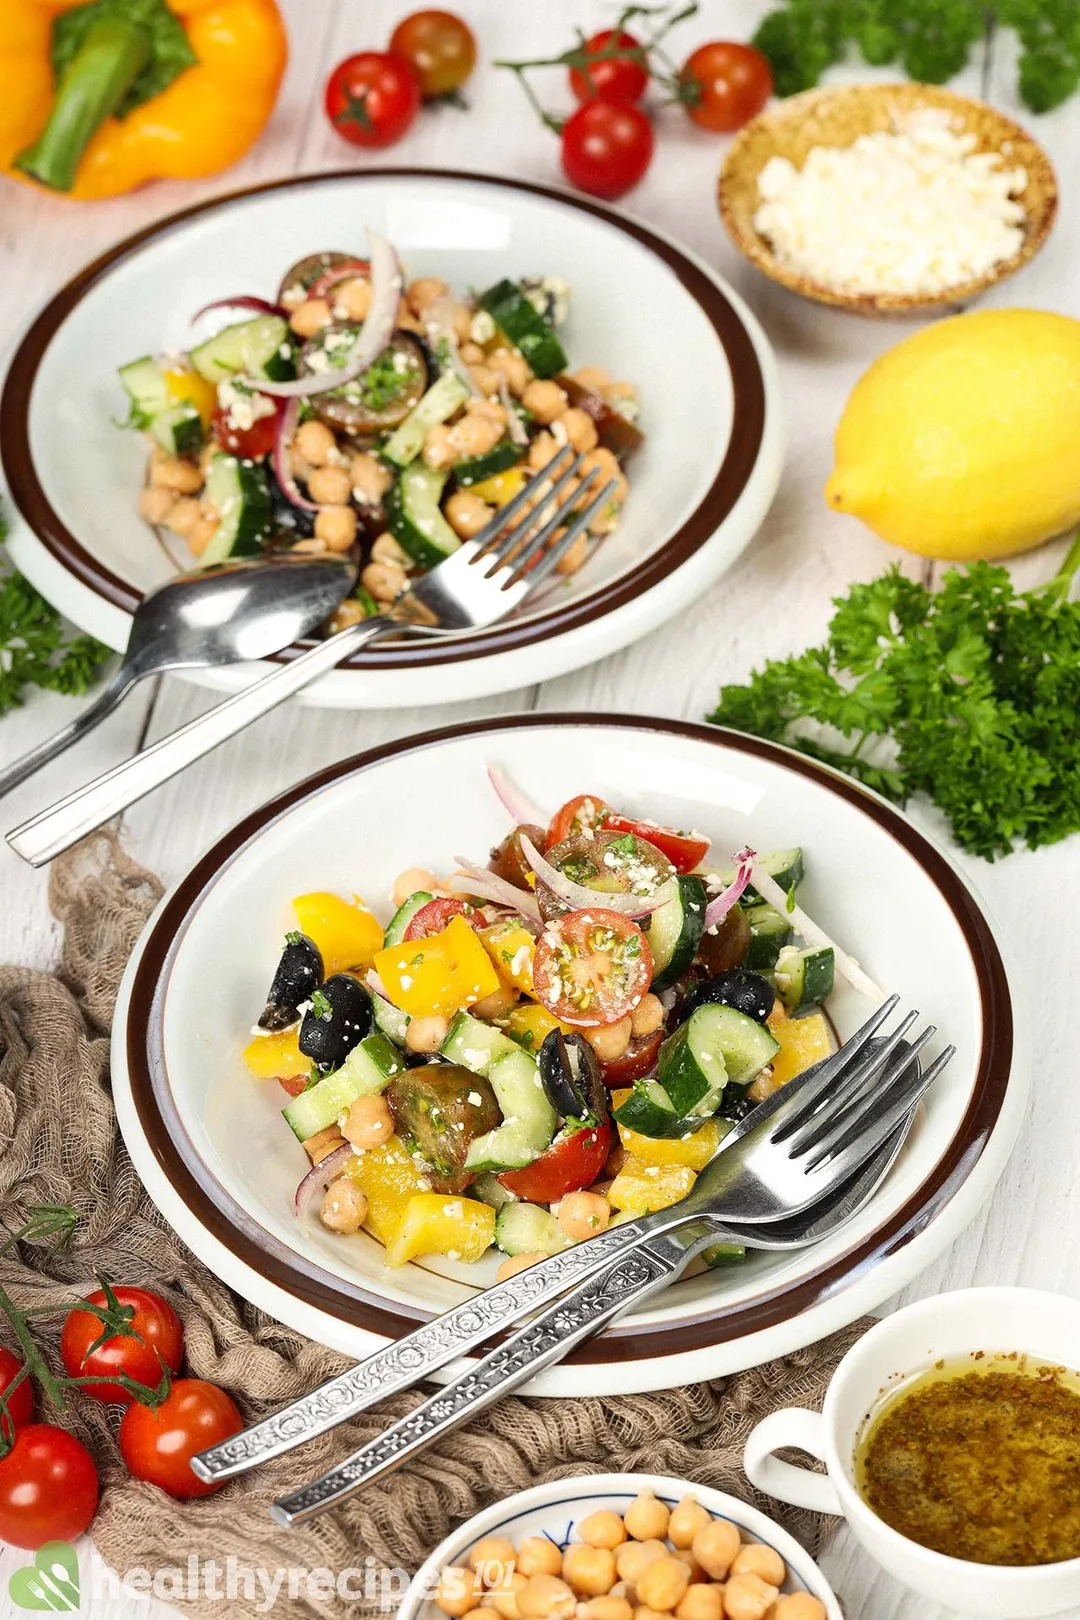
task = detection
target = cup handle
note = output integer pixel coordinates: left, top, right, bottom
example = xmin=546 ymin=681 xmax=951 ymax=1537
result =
xmin=744 ymin=1408 xmax=843 ymax=1515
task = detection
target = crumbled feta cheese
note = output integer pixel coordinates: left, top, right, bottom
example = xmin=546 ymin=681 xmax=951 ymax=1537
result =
xmin=469 ymin=309 xmax=496 ymax=345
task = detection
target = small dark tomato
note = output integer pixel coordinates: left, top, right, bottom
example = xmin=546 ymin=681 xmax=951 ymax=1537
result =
xmin=556 ymin=375 xmax=644 ymax=460
xmin=696 ymin=905 xmax=751 ymax=975
xmin=259 ymin=931 xmax=324 ymax=1031
xmin=489 ymin=823 xmax=547 ymax=890
xmin=538 ymin=1030 xmax=609 ymax=1124
xmin=569 ymin=28 xmax=648 ymax=104
xmin=304 ymin=330 xmax=429 ymax=435
xmin=386 ymin=1064 xmax=499 ymax=1193
xmin=683 ymin=968 xmax=774 ymax=1025
xmin=538 ymin=830 xmax=674 ymax=922
xmin=324 ymin=51 xmax=423 ymax=149
xmin=595 ymin=1026 xmax=663 ymax=1087
xmin=298 ymin=974 xmax=373 ymax=1068
xmin=389 ymin=10 xmax=477 ymax=98
xmin=276 ymin=251 xmax=362 ymax=307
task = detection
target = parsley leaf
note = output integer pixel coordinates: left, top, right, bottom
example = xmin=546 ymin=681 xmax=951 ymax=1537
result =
xmin=52 ymin=0 xmax=197 ymax=120
xmin=0 ymin=518 xmax=110 ymax=718
xmin=706 ymin=543 xmax=1080 ymax=861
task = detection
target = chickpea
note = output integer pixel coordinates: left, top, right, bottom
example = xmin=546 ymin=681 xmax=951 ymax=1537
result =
xmin=585 ymin=1017 xmax=632 ymax=1065
xmin=438 ymin=1568 xmax=480 ymax=1618
xmin=188 ymin=516 xmax=220 ymax=556
xmin=289 ymin=297 xmax=333 ymax=338
xmin=489 ymin=346 xmax=532 ymax=397
xmin=528 ymin=432 xmax=560 ymax=471
xmin=516 ymin=1538 xmax=563 ymax=1579
xmin=720 ymin=1575 xmax=777 ymax=1620
xmin=563 ymin=1546 xmax=617 ymax=1598
xmin=615 ymin=1541 xmax=668 ymax=1588
xmin=558 ymin=408 xmax=599 ymax=454
xmin=362 ymin=560 xmax=407 ymax=603
xmin=691 ymin=1524 xmax=741 ymax=1583
xmin=577 ymin=1510 xmax=627 ymax=1551
xmin=490 ymin=1573 xmax=528 ymax=1619
xmin=588 ymin=498 xmax=621 ymax=538
xmin=746 ymin=1069 xmax=779 ymax=1104
xmin=342 ymin=1094 xmax=394 ymax=1151
xmin=519 ymin=1574 xmax=576 ymax=1620
xmin=392 ymin=867 xmax=438 ymax=907
xmin=522 ymin=379 xmax=570 ymax=425
xmin=669 ymin=1500 xmax=712 ymax=1551
xmin=319 ymin=1177 xmax=367 ymax=1234
xmin=464 ymin=1611 xmax=505 ymax=1620
xmin=623 ymin=1492 xmax=669 ymax=1543
xmin=471 ymin=364 xmax=501 ymax=396
xmin=466 ymin=396 xmax=508 ymax=427
xmin=314 ymin=504 xmax=358 ymax=552
xmin=629 ymin=994 xmax=665 ymax=1038
xmin=334 ymin=276 xmax=372 ymax=321
xmin=290 ymin=536 xmax=328 ymax=555
xmin=460 ymin=342 xmax=486 ymax=365
xmin=580 ymin=448 xmax=628 ymax=505
xmin=495 ymin=1252 xmax=545 ymax=1282
xmin=445 ymin=490 xmax=496 ymax=539
xmin=575 ymin=365 xmax=612 ymax=393
xmin=449 ymin=412 xmax=504 ymax=459
xmin=558 ymin=1191 xmax=610 ymax=1241
xmin=325 ymin=598 xmax=366 ymax=634
xmin=771 ymin=1598 xmax=826 ymax=1620
xmin=150 ymin=455 xmax=203 ymax=494
xmin=555 ymin=532 xmax=589 ymax=577
xmin=469 ymin=1536 xmax=518 ymax=1574
xmin=350 ymin=450 xmax=393 ymax=507
xmin=408 ymin=276 xmax=450 ymax=316
xmin=164 ymin=495 xmax=201 ymax=537
xmin=637 ymin=1558 xmax=690 ymax=1613
xmin=675 ymin=1588 xmax=723 ymax=1620
xmin=303 ymin=1124 xmax=346 ymax=1163
xmin=138 ymin=485 xmax=177 ymax=525
xmin=471 ymin=983 xmax=520 ymax=1021
xmin=295 ymin=418 xmax=337 ymax=467
xmin=672 ymin=1550 xmax=706 ymax=1585
xmin=423 ymin=423 xmax=458 ymax=471
xmin=307 ymin=464 xmax=352 ymax=505
xmin=636 ymin=1608 xmax=675 ymax=1620
xmin=371 ymin=531 xmax=408 ymax=567
xmin=728 ymin=1548 xmax=784 ymax=1589
xmin=406 ymin=1014 xmax=451 ymax=1055
xmin=453 ymin=303 xmax=474 ymax=343
xmin=583 ymin=1600 xmax=633 ymax=1620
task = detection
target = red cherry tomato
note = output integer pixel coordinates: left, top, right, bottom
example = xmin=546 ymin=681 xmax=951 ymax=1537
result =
xmin=324 ymin=52 xmax=423 ymax=149
xmin=546 ymin=793 xmax=611 ymax=848
xmin=119 ymin=1379 xmax=243 ymax=1500
xmin=569 ymin=29 xmax=648 ymax=105
xmin=499 ymin=1120 xmax=612 ymax=1203
xmin=533 ymin=908 xmax=654 ymax=1028
xmin=0 ymin=1348 xmax=33 ymax=1445
xmin=278 ymin=1074 xmax=309 ymax=1098
xmin=678 ymin=41 xmax=773 ymax=133
xmin=602 ymin=812 xmax=710 ymax=875
xmin=389 ymin=10 xmax=477 ymax=99
xmin=595 ymin=1026 xmax=664 ymax=1087
xmin=560 ymin=100 xmax=654 ymax=200
xmin=60 ymin=1287 xmax=184 ymax=1407
xmin=210 ymin=397 xmax=278 ymax=460
xmin=403 ymin=897 xmax=481 ymax=941
xmin=0 ymin=1425 xmax=99 ymax=1549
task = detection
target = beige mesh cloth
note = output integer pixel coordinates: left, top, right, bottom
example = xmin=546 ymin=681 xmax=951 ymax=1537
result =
xmin=0 ymin=830 xmax=865 ymax=1619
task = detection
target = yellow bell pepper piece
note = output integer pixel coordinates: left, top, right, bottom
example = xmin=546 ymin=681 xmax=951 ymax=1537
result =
xmin=608 ymin=1157 xmax=696 ymax=1217
xmin=384 ymin=1192 xmax=496 ymax=1269
xmin=610 ymin=1090 xmax=725 ymax=1171
xmin=164 ymin=363 xmax=216 ymax=429
xmin=344 ymin=1136 xmax=430 ymax=1247
xmin=771 ymin=1011 xmax=832 ymax=1088
xmin=374 ymin=914 xmax=500 ymax=1019
xmin=504 ymin=1001 xmax=572 ymax=1052
xmin=470 ymin=466 xmax=528 ymax=506
xmin=292 ymin=891 xmax=383 ymax=975
xmin=479 ymin=919 xmax=536 ymax=995
xmin=242 ymin=1026 xmax=308 ymax=1080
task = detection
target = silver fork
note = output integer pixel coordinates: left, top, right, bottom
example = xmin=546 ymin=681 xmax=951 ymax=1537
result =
xmin=6 ymin=446 xmax=616 ymax=867
xmin=192 ymin=998 xmax=949 ymax=1486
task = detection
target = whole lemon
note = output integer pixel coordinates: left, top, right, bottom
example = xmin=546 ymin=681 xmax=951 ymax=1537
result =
xmin=825 ymin=309 xmax=1080 ymax=560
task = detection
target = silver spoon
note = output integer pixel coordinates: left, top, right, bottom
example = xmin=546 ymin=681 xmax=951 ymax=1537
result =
xmin=0 ymin=554 xmax=357 ymax=802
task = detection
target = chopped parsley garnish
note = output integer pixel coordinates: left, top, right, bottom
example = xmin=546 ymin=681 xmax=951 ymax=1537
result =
xmin=0 ymin=514 xmax=110 ymax=717
xmin=310 ymin=989 xmax=332 ymax=1022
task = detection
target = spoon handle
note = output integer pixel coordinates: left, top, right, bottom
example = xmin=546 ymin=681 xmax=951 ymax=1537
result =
xmin=5 ymin=616 xmax=393 ymax=866
xmin=0 ymin=663 xmax=137 ymax=803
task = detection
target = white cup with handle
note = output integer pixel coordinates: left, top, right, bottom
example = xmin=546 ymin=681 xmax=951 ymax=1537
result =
xmin=744 ymin=1287 xmax=1080 ymax=1619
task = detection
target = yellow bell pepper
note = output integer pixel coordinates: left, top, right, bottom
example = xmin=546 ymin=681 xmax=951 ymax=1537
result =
xmin=2 ymin=0 xmax=286 ymax=200
xmin=344 ymin=1136 xmax=430 ymax=1247
xmin=242 ymin=1025 xmax=307 ymax=1080
xmin=608 ymin=1157 xmax=696 ymax=1217
xmin=504 ymin=1001 xmax=572 ymax=1052
xmin=479 ymin=918 xmax=536 ymax=996
xmin=384 ymin=1192 xmax=496 ymax=1269
xmin=610 ymin=1090 xmax=725 ymax=1172
xmin=771 ymin=1011 xmax=833 ymax=1088
xmin=374 ymin=914 xmax=500 ymax=1020
xmin=470 ymin=466 xmax=528 ymax=507
xmin=292 ymin=892 xmax=383 ymax=976
xmin=164 ymin=362 xmax=216 ymax=428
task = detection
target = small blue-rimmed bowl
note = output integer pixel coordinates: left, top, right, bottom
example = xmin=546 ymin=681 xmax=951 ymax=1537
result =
xmin=400 ymin=1472 xmax=842 ymax=1619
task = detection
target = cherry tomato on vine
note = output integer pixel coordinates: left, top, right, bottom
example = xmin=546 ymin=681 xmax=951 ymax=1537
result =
xmin=678 ymin=41 xmax=773 ymax=133
xmin=119 ymin=1379 xmax=242 ymax=1500
xmin=569 ymin=29 xmax=648 ymax=105
xmin=0 ymin=1348 xmax=33 ymax=1444
xmin=560 ymin=100 xmax=654 ymax=200
xmin=390 ymin=10 xmax=477 ymax=99
xmin=0 ymin=1425 xmax=99 ymax=1549
xmin=61 ymin=1287 xmax=184 ymax=1407
xmin=211 ymin=398 xmax=279 ymax=461
xmin=324 ymin=52 xmax=423 ymax=149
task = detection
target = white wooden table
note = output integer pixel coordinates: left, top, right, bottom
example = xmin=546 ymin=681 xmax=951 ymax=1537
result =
xmin=0 ymin=3 xmax=1076 ymax=1615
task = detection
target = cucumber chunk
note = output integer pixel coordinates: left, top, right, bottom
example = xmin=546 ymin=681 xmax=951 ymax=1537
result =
xmin=464 ymin=1049 xmax=556 ymax=1172
xmin=150 ymin=403 xmax=203 ymax=456
xmin=381 ymin=372 xmax=470 ymax=469
xmin=200 ymin=454 xmax=272 ymax=564
xmin=189 ymin=314 xmax=293 ymax=384
xmin=471 ymin=1172 xmax=517 ymax=1212
xmin=716 ymin=848 xmax=804 ymax=904
xmin=454 ymin=441 xmax=524 ymax=487
xmin=702 ymin=1241 xmax=747 ymax=1268
xmin=743 ymin=905 xmax=794 ymax=971
xmin=775 ymin=945 xmax=835 ymax=1016
xmin=119 ymin=357 xmax=204 ymax=455
xmin=385 ymin=464 xmax=462 ymax=569
xmin=616 ymin=1004 xmax=778 ymax=1138
xmin=384 ymin=891 xmax=433 ymax=947
xmin=494 ymin=1202 xmax=570 ymax=1257
xmin=647 ymin=875 xmax=707 ymax=992
xmin=441 ymin=1011 xmax=519 ymax=1077
xmin=282 ymin=1033 xmax=405 ymax=1140
xmin=371 ymin=995 xmax=411 ymax=1046
xmin=479 ymin=280 xmax=568 ymax=378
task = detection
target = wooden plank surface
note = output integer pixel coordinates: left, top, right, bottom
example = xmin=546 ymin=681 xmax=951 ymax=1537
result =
xmin=0 ymin=2 xmax=1077 ymax=1614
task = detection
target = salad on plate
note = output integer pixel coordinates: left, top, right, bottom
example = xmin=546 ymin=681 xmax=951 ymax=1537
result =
xmin=118 ymin=230 xmax=643 ymax=631
xmin=242 ymin=770 xmax=875 ymax=1277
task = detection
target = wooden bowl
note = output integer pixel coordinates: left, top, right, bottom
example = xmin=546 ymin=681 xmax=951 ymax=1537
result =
xmin=718 ymin=82 xmax=1058 ymax=316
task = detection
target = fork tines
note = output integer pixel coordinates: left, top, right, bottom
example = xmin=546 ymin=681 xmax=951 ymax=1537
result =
xmin=468 ymin=443 xmax=619 ymax=587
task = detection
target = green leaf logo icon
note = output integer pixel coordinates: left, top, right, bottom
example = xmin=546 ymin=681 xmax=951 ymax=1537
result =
xmin=9 ymin=1541 xmax=80 ymax=1611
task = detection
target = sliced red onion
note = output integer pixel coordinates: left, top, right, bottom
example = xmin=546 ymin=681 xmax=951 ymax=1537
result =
xmin=450 ymin=857 xmax=541 ymax=924
xmin=703 ymin=847 xmax=756 ymax=929
xmin=193 ymin=295 xmax=284 ymax=323
xmin=273 ymin=399 xmax=318 ymax=512
xmin=310 ymin=259 xmax=370 ymax=301
xmin=245 ymin=231 xmax=403 ymax=399
xmin=293 ymin=1143 xmax=356 ymax=1217
xmin=749 ymin=863 xmax=885 ymax=1003
xmin=520 ymin=836 xmax=675 ymax=919
xmin=487 ymin=764 xmax=547 ymax=829
xmin=499 ymin=377 xmax=529 ymax=447
xmin=367 ymin=970 xmax=390 ymax=1000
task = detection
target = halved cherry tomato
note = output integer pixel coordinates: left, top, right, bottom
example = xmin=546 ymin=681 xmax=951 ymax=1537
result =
xmin=0 ymin=1348 xmax=33 ymax=1444
xmin=499 ymin=1120 xmax=612 ymax=1203
xmin=61 ymin=1287 xmax=184 ymax=1407
xmin=533 ymin=908 xmax=653 ymax=1028
xmin=403 ymin=897 xmax=480 ymax=941
xmin=560 ymin=100 xmax=654 ymax=200
xmin=546 ymin=793 xmax=611 ymax=848
xmin=602 ymin=812 xmax=710 ymax=875
xmin=390 ymin=10 xmax=477 ymax=99
xmin=210 ymin=397 xmax=278 ymax=460
xmin=0 ymin=1424 xmax=99 ymax=1549
xmin=324 ymin=52 xmax=423 ymax=149
xmin=678 ymin=41 xmax=773 ymax=133
xmin=595 ymin=1026 xmax=664 ymax=1088
xmin=278 ymin=1074 xmax=309 ymax=1098
xmin=490 ymin=824 xmax=547 ymax=890
xmin=119 ymin=1379 xmax=242 ymax=1500
xmin=569 ymin=28 xmax=648 ymax=104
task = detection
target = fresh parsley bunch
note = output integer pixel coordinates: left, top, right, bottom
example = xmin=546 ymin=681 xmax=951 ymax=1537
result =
xmin=0 ymin=515 xmax=109 ymax=716
xmin=707 ymin=542 xmax=1080 ymax=860
xmin=753 ymin=0 xmax=1080 ymax=114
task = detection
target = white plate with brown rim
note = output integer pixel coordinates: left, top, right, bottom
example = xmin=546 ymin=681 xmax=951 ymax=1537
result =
xmin=110 ymin=714 xmax=1026 ymax=1395
xmin=0 ymin=168 xmax=783 ymax=710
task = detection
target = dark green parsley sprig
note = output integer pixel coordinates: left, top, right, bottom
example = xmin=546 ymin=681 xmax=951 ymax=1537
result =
xmin=707 ymin=539 xmax=1080 ymax=861
xmin=0 ymin=515 xmax=110 ymax=718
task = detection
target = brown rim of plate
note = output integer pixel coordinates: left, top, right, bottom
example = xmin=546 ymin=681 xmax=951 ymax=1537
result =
xmin=0 ymin=168 xmax=767 ymax=671
xmin=718 ymin=82 xmax=1059 ymax=317
xmin=123 ymin=713 xmax=1013 ymax=1367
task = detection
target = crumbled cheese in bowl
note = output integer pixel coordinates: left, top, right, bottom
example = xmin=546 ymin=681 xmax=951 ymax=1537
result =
xmin=752 ymin=108 xmax=1028 ymax=298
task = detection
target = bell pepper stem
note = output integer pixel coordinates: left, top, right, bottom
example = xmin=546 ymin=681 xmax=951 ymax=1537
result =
xmin=15 ymin=16 xmax=150 ymax=193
